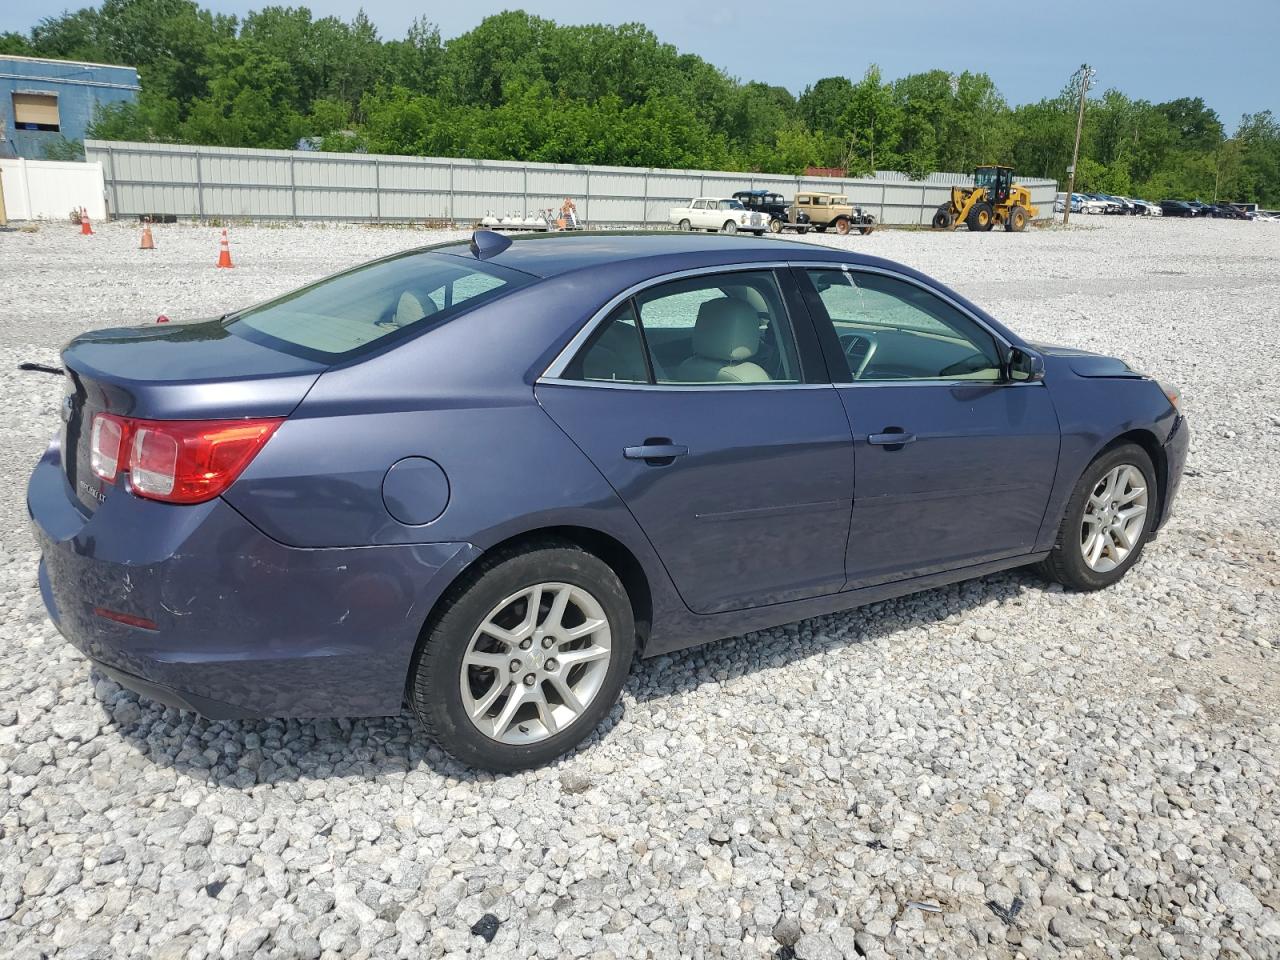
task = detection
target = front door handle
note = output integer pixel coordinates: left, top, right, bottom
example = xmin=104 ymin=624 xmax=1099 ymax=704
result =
xmin=624 ymin=441 xmax=688 ymax=464
xmin=868 ymin=430 xmax=916 ymax=446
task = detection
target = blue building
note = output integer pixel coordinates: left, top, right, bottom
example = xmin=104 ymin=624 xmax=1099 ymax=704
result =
xmin=0 ymin=55 xmax=140 ymax=159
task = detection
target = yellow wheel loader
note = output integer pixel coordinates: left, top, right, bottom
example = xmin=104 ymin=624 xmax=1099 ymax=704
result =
xmin=931 ymin=165 xmax=1038 ymax=232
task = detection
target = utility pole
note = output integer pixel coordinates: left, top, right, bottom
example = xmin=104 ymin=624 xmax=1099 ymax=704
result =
xmin=1062 ymin=64 xmax=1094 ymax=226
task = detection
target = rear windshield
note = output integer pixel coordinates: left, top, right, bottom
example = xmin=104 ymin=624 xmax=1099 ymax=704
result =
xmin=226 ymin=250 xmax=531 ymax=362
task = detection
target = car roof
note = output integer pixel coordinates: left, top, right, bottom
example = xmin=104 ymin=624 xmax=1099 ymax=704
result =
xmin=434 ymin=231 xmax=841 ymax=279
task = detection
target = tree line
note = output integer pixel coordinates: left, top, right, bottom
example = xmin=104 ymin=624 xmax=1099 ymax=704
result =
xmin=3 ymin=2 xmax=1277 ymax=204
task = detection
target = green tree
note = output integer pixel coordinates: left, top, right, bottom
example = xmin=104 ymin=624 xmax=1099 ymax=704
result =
xmin=9 ymin=2 xmax=1275 ymax=203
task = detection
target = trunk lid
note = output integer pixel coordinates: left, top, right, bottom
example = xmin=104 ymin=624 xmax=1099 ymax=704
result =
xmin=61 ymin=320 xmax=325 ymax=512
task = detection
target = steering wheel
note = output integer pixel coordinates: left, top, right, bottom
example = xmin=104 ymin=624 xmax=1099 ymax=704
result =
xmin=843 ymin=334 xmax=877 ymax=380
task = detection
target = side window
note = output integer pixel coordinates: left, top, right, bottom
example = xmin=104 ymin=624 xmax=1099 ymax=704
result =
xmin=806 ymin=268 xmax=1002 ymax=382
xmin=563 ymin=301 xmax=649 ymax=383
xmin=636 ymin=271 xmax=800 ymax=385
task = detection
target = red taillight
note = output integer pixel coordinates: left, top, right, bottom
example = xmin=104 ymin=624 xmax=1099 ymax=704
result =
xmin=88 ymin=414 xmax=281 ymax=504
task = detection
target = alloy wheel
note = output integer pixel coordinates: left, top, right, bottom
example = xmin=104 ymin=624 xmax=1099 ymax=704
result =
xmin=459 ymin=582 xmax=613 ymax=744
xmin=1079 ymin=464 xmax=1148 ymax=573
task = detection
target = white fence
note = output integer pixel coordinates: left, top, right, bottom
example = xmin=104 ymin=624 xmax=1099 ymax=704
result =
xmin=0 ymin=158 xmax=106 ymax=221
xmin=84 ymin=140 xmax=1058 ymax=227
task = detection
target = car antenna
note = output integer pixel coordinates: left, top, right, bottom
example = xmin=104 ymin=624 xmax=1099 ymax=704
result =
xmin=470 ymin=229 xmax=512 ymax=260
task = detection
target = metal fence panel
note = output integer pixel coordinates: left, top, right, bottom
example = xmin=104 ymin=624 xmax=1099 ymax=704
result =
xmin=85 ymin=140 xmax=1058 ymax=226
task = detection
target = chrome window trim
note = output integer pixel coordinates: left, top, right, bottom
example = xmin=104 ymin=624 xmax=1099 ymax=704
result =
xmin=537 ymin=378 xmax=835 ymax=392
xmin=539 ymin=258 xmax=1018 ymax=387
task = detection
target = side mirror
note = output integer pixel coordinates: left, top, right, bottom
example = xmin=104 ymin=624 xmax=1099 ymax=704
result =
xmin=1008 ymin=346 xmax=1045 ymax=382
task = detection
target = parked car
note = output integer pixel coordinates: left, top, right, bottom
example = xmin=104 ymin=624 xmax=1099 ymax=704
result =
xmin=1077 ymin=195 xmax=1111 ymax=215
xmin=732 ymin=190 xmax=810 ymax=234
xmin=1160 ymin=200 xmax=1196 ymax=217
xmin=1054 ymin=192 xmax=1084 ymax=214
xmin=1212 ymin=204 xmax=1250 ymax=220
xmin=668 ymin=197 xmax=768 ymax=235
xmin=792 ymin=192 xmax=875 ymax=235
xmin=1085 ymin=194 xmax=1124 ymax=215
xmin=29 ymin=231 xmax=1189 ymax=770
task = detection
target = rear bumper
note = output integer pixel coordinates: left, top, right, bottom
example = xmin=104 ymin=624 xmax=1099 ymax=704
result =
xmin=30 ymin=439 xmax=478 ymax=720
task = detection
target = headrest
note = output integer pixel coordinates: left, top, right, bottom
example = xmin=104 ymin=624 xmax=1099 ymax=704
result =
xmin=394 ymin=290 xmax=438 ymax=326
xmin=693 ymin=298 xmax=760 ymax=362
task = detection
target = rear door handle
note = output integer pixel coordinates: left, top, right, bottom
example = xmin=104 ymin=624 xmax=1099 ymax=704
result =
xmin=624 ymin=442 xmax=688 ymax=463
xmin=868 ymin=431 xmax=916 ymax=446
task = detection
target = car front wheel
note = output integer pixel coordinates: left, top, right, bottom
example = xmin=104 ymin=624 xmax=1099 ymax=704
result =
xmin=409 ymin=542 xmax=635 ymax=771
xmin=721 ymin=220 xmax=738 ymax=234
xmin=1038 ymin=443 xmax=1156 ymax=591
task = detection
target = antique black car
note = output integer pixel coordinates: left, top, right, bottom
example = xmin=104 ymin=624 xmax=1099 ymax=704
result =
xmin=731 ymin=190 xmax=810 ymax=234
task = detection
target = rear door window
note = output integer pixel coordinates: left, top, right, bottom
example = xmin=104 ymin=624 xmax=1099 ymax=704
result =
xmin=227 ymin=251 xmax=530 ymax=362
xmin=564 ymin=271 xmax=803 ymax=386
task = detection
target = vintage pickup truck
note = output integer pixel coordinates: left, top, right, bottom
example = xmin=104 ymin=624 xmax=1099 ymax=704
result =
xmin=668 ymin=198 xmax=768 ymax=235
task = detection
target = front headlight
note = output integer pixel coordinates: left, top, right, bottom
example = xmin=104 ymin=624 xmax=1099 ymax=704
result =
xmin=1158 ymin=380 xmax=1182 ymax=412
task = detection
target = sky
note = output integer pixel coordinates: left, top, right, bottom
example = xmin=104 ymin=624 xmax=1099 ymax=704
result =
xmin=5 ymin=0 xmax=1278 ymax=128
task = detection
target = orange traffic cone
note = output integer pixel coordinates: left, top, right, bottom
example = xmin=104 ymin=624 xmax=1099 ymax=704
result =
xmin=140 ymin=219 xmax=155 ymax=250
xmin=80 ymin=209 xmax=93 ymax=236
xmin=216 ymin=228 xmax=233 ymax=269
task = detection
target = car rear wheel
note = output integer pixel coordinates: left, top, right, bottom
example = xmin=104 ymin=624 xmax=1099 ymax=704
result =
xmin=677 ymin=219 xmax=691 ymax=232
xmin=720 ymin=220 xmax=738 ymax=234
xmin=768 ymin=217 xmax=783 ymax=234
xmin=408 ymin=542 xmax=635 ymax=771
xmin=1037 ymin=443 xmax=1156 ymax=591
xmin=834 ymin=218 xmax=851 ymax=235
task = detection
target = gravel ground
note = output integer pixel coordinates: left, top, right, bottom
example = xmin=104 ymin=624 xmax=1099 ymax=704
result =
xmin=1 ymin=217 xmax=1277 ymax=960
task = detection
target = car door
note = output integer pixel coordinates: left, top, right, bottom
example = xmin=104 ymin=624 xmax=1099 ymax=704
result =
xmin=795 ymin=265 xmax=1061 ymax=588
xmin=691 ymin=200 xmax=714 ymax=230
xmin=537 ymin=267 xmax=854 ymax=615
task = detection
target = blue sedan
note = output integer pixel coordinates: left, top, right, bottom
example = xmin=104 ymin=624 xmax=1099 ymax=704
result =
xmin=29 ymin=231 xmax=1189 ymax=770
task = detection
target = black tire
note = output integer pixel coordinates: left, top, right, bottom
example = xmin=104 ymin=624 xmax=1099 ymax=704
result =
xmin=813 ymin=225 xmax=826 ymax=233
xmin=677 ymin=219 xmax=691 ymax=232
xmin=834 ymin=217 xmax=851 ymax=235
xmin=1006 ymin=205 xmax=1028 ymax=232
xmin=932 ymin=205 xmax=954 ymax=229
xmin=721 ymin=220 xmax=738 ymax=234
xmin=408 ymin=542 xmax=636 ymax=771
xmin=768 ymin=217 xmax=783 ymax=234
xmin=1037 ymin=443 xmax=1157 ymax=592
xmin=858 ymin=223 xmax=874 ymax=236
xmin=967 ymin=201 xmax=994 ymax=231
